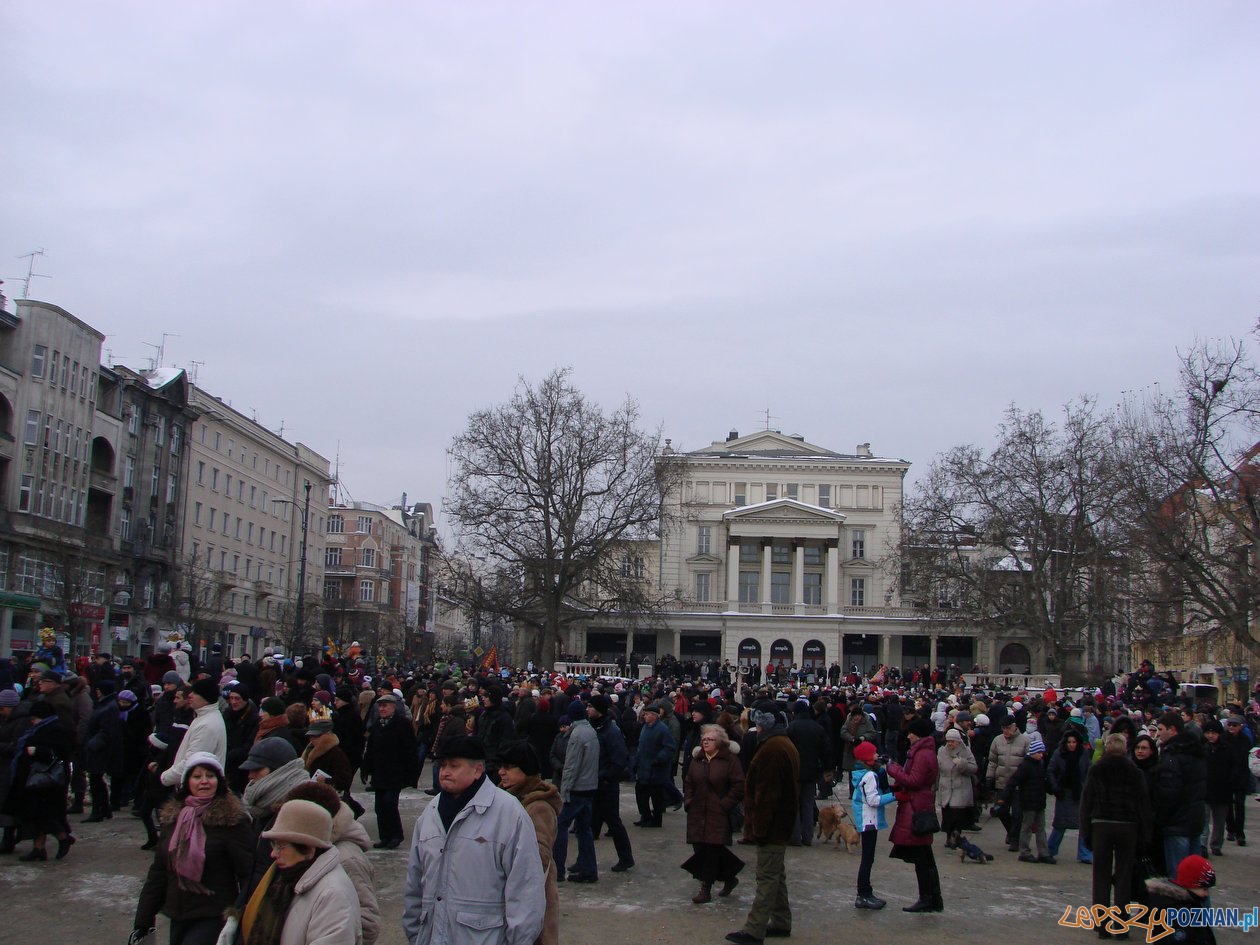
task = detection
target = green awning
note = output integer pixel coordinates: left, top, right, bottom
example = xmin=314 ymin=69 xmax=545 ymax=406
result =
xmin=0 ymin=592 xmax=41 ymax=611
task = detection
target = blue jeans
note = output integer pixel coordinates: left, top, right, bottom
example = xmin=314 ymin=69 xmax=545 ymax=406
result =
xmin=1048 ymin=828 xmax=1092 ymax=861
xmin=1163 ymin=835 xmax=1193 ymax=880
xmin=554 ymin=795 xmax=596 ymax=878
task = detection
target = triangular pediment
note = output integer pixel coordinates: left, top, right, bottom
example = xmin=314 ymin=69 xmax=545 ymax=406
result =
xmin=686 ymin=553 xmax=723 ymax=566
xmin=722 ymin=498 xmax=847 ymax=523
xmin=694 ymin=430 xmax=837 ymax=457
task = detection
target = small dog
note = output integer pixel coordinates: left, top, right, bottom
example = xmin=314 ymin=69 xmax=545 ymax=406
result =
xmin=817 ymin=804 xmax=860 ymax=853
xmin=949 ymin=829 xmax=994 ymax=863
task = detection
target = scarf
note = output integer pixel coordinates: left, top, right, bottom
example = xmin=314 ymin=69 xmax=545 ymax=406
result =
xmin=242 ymin=758 xmax=312 ymax=821
xmin=170 ymin=794 xmax=215 ymax=892
xmin=437 ymin=773 xmax=486 ymax=832
xmin=255 ymin=715 xmax=289 ymax=742
xmin=242 ymin=857 xmax=316 ymax=945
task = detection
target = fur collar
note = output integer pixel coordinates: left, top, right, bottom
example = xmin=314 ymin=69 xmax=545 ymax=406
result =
xmin=691 ymin=743 xmax=740 ymax=759
xmin=158 ymin=792 xmax=249 ymax=828
xmin=1145 ymin=878 xmax=1197 ymax=903
xmin=303 ymin=733 xmax=340 ymax=762
xmin=510 ymin=776 xmax=562 ymax=814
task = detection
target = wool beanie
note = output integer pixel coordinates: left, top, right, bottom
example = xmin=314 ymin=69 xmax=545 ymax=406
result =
xmin=190 ymin=677 xmax=220 ymax=704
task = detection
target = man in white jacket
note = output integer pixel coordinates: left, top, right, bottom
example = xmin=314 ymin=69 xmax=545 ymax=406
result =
xmin=160 ymin=677 xmax=227 ymax=788
xmin=402 ymin=735 xmax=545 ymax=945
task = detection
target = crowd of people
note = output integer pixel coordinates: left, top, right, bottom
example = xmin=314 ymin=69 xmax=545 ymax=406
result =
xmin=1 ymin=641 xmax=1258 ymax=945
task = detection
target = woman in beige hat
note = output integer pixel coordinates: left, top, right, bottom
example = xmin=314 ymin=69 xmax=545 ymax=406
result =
xmin=238 ymin=799 xmax=360 ymax=945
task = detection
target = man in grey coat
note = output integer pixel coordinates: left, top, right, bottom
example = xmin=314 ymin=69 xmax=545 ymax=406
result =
xmin=552 ymin=699 xmax=600 ymax=882
xmin=402 ymin=735 xmax=545 ymax=945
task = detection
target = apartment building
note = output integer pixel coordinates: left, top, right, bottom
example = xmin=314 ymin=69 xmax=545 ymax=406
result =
xmin=322 ymin=499 xmax=437 ymax=662
xmin=180 ymin=386 xmax=331 ymax=659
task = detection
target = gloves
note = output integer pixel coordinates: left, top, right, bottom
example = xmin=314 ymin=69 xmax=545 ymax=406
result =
xmin=128 ymin=930 xmax=155 ymax=945
xmin=215 ymin=916 xmax=239 ymax=945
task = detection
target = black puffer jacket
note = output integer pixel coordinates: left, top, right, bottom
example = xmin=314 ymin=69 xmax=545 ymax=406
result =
xmin=1002 ymin=754 xmax=1048 ymax=812
xmin=1079 ymin=753 xmax=1152 ymax=847
xmin=1153 ymin=731 xmax=1206 ymax=837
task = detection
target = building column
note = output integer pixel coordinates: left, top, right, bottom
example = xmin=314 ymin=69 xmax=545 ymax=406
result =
xmin=825 ymin=538 xmax=840 ymax=613
xmin=727 ymin=541 xmax=741 ymax=609
xmin=881 ymin=633 xmax=892 ymax=669
xmin=671 ymin=628 xmax=681 ymax=659
xmin=929 ymin=633 xmax=938 ymax=671
xmin=793 ymin=541 xmax=805 ymax=614
xmin=760 ymin=539 xmax=773 ymax=613
xmin=624 ymin=630 xmax=633 ymax=665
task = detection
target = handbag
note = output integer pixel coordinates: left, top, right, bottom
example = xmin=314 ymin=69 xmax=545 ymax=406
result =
xmin=26 ymin=757 xmax=67 ymax=791
xmin=910 ymin=809 xmax=941 ymax=836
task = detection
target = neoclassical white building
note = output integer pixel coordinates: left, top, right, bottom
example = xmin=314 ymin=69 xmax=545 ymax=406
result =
xmin=573 ymin=430 xmax=1040 ymax=676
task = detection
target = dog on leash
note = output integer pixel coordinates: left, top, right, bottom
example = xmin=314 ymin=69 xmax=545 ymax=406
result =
xmin=949 ymin=829 xmax=994 ymax=863
xmin=817 ymin=804 xmax=860 ymax=852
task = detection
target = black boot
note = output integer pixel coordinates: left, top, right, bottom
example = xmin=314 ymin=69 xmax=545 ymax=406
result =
xmin=0 ymin=826 xmax=15 ymax=854
xmin=926 ymin=862 xmax=944 ymax=911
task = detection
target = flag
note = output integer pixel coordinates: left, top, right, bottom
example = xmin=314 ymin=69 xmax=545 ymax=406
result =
xmin=480 ymin=644 xmax=499 ymax=672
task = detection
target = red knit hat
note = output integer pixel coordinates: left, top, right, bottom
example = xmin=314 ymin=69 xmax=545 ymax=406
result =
xmin=853 ymin=740 xmax=878 ymax=766
xmin=1174 ymin=855 xmax=1216 ymax=890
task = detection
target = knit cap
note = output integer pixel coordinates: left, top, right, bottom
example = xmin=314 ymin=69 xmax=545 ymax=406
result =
xmin=1026 ymin=735 xmax=1046 ymax=755
xmin=1174 ymin=855 xmax=1216 ymax=890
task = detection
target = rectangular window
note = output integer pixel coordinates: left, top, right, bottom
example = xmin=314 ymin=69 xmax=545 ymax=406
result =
xmin=804 ymin=572 xmax=822 ymax=605
xmin=738 ymin=571 xmax=759 ymax=603
xmin=696 ymin=526 xmax=711 ymax=556
xmin=224 ymin=473 xmax=232 ymax=497
xmin=235 ymin=517 xmax=241 ymax=539
xmin=127 ymin=405 xmax=139 ymax=434
xmin=359 ymin=580 xmax=375 ymax=602
xmin=359 ymin=547 xmax=376 ymax=568
xmin=197 ymin=461 xmax=205 ymax=485
xmin=208 ymin=507 xmax=216 ymax=530
xmin=61 ymin=355 xmax=69 ymax=390
xmin=194 ymin=502 xmax=203 ymax=526
xmin=804 ymin=546 xmax=822 ymax=566
xmin=325 ymin=547 xmax=341 ymax=567
xmin=739 ymin=543 xmax=758 ymax=563
xmin=695 ymin=572 xmax=711 ymax=602
xmin=211 ymin=467 xmax=219 ymax=491
xmin=765 ymin=483 xmax=778 ymax=501
xmin=49 ymin=351 xmax=59 ymax=385
xmin=31 ymin=345 xmax=47 ymax=377
xmin=24 ymin=410 xmax=39 ymax=445
xmin=214 ymin=432 xmax=221 ymax=450
xmin=121 ymin=508 xmax=132 ymax=540
xmin=155 ymin=417 xmax=165 ymax=446
xmin=247 ymin=522 xmax=254 ymax=544
xmin=124 ymin=456 xmax=136 ymax=488
xmin=250 ymin=486 xmax=257 ymax=508
xmin=818 ymin=484 xmax=831 ymax=508
xmin=851 ymin=529 xmax=866 ymax=559
xmin=357 ymin=515 xmax=372 ymax=533
xmin=734 ymin=483 xmax=746 ymax=506
xmin=850 ymin=577 xmax=866 ymax=607
xmin=786 ymin=483 xmax=799 ymax=500
xmin=771 ymin=544 xmax=790 ymax=564
xmin=151 ymin=465 xmax=161 ymax=498
xmin=170 ymin=425 xmax=182 ymax=455
xmin=233 ymin=554 xmax=240 ymax=574
xmin=770 ymin=570 xmax=791 ymax=604
xmin=18 ymin=475 xmax=33 ymax=511
xmin=168 ymin=473 xmax=177 ymax=501
xmin=323 ymin=580 xmax=339 ymax=601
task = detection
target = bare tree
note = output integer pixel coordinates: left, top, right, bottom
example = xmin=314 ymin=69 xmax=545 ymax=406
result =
xmin=900 ymin=400 xmax=1129 ymax=677
xmin=445 ymin=368 xmax=684 ymax=666
xmin=271 ymin=592 xmax=326 ymax=658
xmin=162 ymin=554 xmax=232 ymax=647
xmin=1111 ymin=336 xmax=1260 ymax=659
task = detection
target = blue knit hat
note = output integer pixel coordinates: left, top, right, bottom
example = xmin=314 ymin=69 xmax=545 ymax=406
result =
xmin=1026 ymin=735 xmax=1046 ymax=756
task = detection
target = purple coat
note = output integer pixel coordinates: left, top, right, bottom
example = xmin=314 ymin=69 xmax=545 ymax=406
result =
xmin=887 ymin=734 xmax=939 ymax=847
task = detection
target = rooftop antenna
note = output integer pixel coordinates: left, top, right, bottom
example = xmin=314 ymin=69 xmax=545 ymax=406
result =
xmin=187 ymin=360 xmax=204 ymax=385
xmin=333 ymin=443 xmax=342 ymax=505
xmin=9 ymin=249 xmax=51 ymax=298
xmin=760 ymin=407 xmax=779 ymax=431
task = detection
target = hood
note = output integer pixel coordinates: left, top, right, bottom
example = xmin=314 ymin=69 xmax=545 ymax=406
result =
xmin=1145 ymin=878 xmax=1196 ymax=903
xmin=514 ymin=777 xmax=562 ymax=815
xmin=296 ymin=845 xmax=344 ymax=895
xmin=332 ymin=803 xmax=372 ymax=852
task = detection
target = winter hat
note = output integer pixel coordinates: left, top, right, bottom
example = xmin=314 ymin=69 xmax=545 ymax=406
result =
xmin=566 ymin=700 xmax=588 ymax=722
xmin=261 ymin=697 xmax=287 ymax=716
xmin=161 ymin=671 xmax=182 ymax=686
xmin=750 ymin=709 xmax=777 ymax=730
xmin=183 ymin=751 xmax=224 ymax=779
xmin=973 ymin=713 xmax=990 ymax=728
xmin=498 ymin=741 xmax=541 ymax=777
xmin=1026 ymin=735 xmax=1046 ymax=756
xmin=1174 ymin=855 xmax=1216 ymax=890
xmin=262 ymin=799 xmax=332 ymax=850
xmin=908 ymin=718 xmax=934 ymax=739
xmin=240 ymin=737 xmax=298 ymax=772
xmin=853 ymin=741 xmax=878 ymax=766
xmin=117 ymin=689 xmax=138 ymax=705
xmin=640 ymin=703 xmax=662 ymax=719
xmin=437 ymin=735 xmax=486 ymax=761
xmin=945 ymin=728 xmax=964 ymax=742
xmin=190 ymin=677 xmax=220 ymax=704
xmin=954 ymin=711 xmax=972 ymax=724
xmin=588 ymin=694 xmax=612 ymax=716
xmin=0 ymin=690 xmax=19 ymax=708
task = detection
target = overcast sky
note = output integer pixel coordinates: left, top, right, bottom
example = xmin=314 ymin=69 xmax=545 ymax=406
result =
xmin=3 ymin=2 xmax=1257 ymax=528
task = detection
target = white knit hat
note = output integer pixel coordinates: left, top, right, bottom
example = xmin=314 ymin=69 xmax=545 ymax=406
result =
xmin=183 ymin=751 xmax=224 ymax=778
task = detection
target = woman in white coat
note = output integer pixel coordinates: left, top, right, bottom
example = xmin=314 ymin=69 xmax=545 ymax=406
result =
xmin=238 ymin=799 xmax=361 ymax=945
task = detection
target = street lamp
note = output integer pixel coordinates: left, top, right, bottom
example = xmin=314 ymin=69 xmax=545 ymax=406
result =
xmin=274 ymin=479 xmax=312 ymax=650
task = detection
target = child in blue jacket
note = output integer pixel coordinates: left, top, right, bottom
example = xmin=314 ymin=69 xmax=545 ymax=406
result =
xmin=851 ymin=739 xmax=896 ymax=909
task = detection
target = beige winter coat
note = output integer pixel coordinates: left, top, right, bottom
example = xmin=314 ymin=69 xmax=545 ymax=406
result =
xmin=275 ymin=845 xmax=362 ymax=945
xmin=936 ymin=742 xmax=978 ymax=808
xmin=330 ymin=804 xmax=380 ymax=945
xmin=985 ymin=731 xmax=1029 ymax=790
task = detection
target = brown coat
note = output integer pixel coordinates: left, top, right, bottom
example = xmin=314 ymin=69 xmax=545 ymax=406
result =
xmin=507 ymin=775 xmax=562 ymax=945
xmin=301 ymin=734 xmax=353 ymax=792
xmin=742 ymin=733 xmax=799 ymax=846
xmin=684 ymin=744 xmax=745 ymax=845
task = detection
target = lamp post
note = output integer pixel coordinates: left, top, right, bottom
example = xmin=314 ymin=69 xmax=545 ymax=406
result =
xmin=274 ymin=479 xmax=313 ymax=651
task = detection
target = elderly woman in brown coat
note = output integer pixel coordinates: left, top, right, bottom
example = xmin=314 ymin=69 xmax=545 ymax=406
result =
xmin=682 ymin=723 xmax=746 ymax=904
xmin=498 ymin=741 xmax=562 ymax=945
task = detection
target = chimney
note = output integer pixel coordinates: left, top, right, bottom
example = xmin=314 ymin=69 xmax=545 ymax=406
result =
xmin=727 ymin=429 xmax=739 ymax=442
xmin=856 ymin=443 xmax=871 ymax=457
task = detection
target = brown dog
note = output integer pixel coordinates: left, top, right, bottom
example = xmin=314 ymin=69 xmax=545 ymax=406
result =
xmin=816 ymin=804 xmax=860 ymax=853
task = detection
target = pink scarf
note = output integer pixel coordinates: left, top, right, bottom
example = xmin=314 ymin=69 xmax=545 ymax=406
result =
xmin=170 ymin=795 xmax=215 ymax=891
